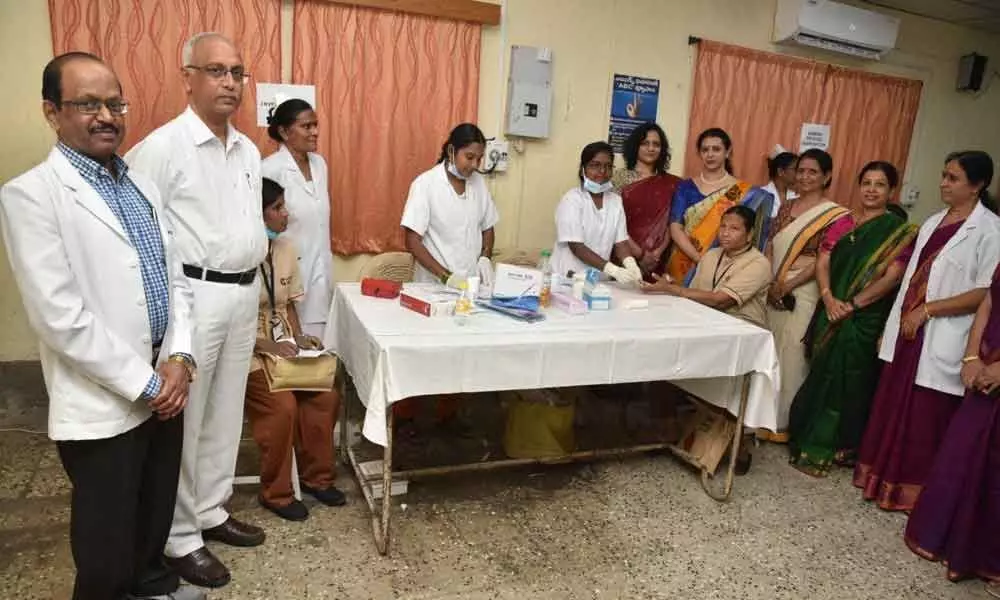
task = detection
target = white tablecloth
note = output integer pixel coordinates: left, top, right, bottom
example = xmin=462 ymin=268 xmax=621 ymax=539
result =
xmin=325 ymin=283 xmax=780 ymax=446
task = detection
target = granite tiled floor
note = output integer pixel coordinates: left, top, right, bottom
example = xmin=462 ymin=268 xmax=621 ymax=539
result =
xmin=0 ymin=415 xmax=994 ymax=599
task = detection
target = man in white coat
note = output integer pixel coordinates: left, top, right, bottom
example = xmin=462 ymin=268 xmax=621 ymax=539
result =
xmin=0 ymin=53 xmax=201 ymax=600
xmin=126 ymin=33 xmax=267 ymax=588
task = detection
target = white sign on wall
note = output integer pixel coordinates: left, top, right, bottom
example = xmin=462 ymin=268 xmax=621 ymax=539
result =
xmin=799 ymin=123 xmax=831 ymax=152
xmin=255 ymin=83 xmax=316 ymax=127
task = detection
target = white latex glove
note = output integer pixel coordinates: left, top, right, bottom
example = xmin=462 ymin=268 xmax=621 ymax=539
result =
xmin=477 ymin=256 xmax=495 ymax=289
xmin=445 ymin=272 xmax=466 ymax=289
xmin=623 ymin=256 xmax=642 ymax=281
xmin=603 ymin=262 xmax=640 ymax=285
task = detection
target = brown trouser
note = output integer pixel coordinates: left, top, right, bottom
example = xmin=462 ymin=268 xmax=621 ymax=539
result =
xmin=245 ymin=370 xmax=339 ymax=507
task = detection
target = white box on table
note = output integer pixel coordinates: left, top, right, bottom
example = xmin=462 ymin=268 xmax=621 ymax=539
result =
xmin=493 ymin=263 xmax=542 ymax=300
xmin=399 ymin=285 xmax=456 ymax=317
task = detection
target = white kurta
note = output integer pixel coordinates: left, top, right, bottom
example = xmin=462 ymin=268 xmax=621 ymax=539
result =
xmin=400 ymin=163 xmax=499 ymax=283
xmin=550 ymin=186 xmax=628 ymax=278
xmin=879 ymin=201 xmax=1000 ymax=396
xmin=262 ymin=145 xmax=334 ymax=329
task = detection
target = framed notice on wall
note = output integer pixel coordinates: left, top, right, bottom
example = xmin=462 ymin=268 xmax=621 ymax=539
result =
xmin=608 ymin=74 xmax=660 ymax=154
xmin=255 ymin=83 xmax=316 ymax=127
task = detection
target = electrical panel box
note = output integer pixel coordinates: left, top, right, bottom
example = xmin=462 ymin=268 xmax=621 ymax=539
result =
xmin=505 ymin=45 xmax=553 ymax=139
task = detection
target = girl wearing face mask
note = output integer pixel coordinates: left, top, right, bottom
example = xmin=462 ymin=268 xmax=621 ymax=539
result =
xmin=263 ymin=99 xmax=333 ymax=340
xmin=401 ymin=123 xmax=499 ymax=289
xmin=244 ymin=178 xmax=345 ymax=522
xmin=665 ymin=128 xmax=775 ymax=283
xmin=550 ymin=141 xmax=641 ymax=283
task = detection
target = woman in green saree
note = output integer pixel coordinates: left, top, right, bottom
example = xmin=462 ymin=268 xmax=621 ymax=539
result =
xmin=788 ymin=161 xmax=918 ymax=476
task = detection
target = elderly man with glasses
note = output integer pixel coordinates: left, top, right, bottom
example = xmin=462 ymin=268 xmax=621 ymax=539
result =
xmin=127 ymin=32 xmax=267 ymax=589
xmin=0 ymin=52 xmax=200 ymax=600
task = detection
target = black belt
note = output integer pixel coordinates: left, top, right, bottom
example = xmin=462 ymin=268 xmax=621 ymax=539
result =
xmin=183 ymin=264 xmax=257 ymax=285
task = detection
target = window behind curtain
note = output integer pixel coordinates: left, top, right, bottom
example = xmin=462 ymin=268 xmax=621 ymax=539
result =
xmin=685 ymin=40 xmax=923 ymax=210
xmin=49 ymin=0 xmax=282 ymax=153
xmin=292 ymin=0 xmax=482 ymax=255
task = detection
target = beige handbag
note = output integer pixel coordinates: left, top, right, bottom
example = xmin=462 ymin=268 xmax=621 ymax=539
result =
xmin=257 ymin=256 xmax=338 ymax=392
xmin=258 ymin=352 xmax=338 ymax=393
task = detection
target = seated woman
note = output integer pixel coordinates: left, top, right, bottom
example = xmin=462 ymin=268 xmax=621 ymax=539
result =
xmin=855 ymin=151 xmax=1000 ymax=513
xmin=787 ymin=161 xmax=917 ymax=477
xmin=642 ymin=205 xmax=771 ymax=329
xmin=245 ymin=178 xmax=344 ymax=521
xmin=665 ymin=127 xmax=774 ymax=283
xmin=550 ymin=141 xmax=641 ymax=283
xmin=611 ymin=122 xmax=681 ymax=278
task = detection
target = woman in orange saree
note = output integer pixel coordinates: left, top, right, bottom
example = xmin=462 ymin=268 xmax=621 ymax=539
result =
xmin=666 ymin=128 xmax=774 ymax=284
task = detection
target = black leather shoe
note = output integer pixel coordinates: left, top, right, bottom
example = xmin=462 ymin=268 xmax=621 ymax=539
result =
xmin=259 ymin=496 xmax=309 ymax=521
xmin=302 ymin=484 xmax=347 ymax=507
xmin=203 ymin=516 xmax=265 ymax=547
xmin=164 ymin=547 xmax=230 ymax=588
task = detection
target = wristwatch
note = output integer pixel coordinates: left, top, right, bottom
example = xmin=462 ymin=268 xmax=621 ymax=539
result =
xmin=168 ymin=354 xmax=197 ymax=382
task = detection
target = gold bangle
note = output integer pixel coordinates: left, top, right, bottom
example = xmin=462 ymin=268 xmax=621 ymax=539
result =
xmin=924 ymin=304 xmax=932 ymax=319
xmin=962 ymin=355 xmax=981 ymax=364
xmin=820 ymin=288 xmax=832 ymax=298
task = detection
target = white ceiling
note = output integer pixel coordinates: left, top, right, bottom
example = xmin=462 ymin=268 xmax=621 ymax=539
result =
xmin=862 ymin=0 xmax=1000 ymax=34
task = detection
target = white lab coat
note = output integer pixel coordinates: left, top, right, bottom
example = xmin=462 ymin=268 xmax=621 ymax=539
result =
xmin=262 ymin=145 xmax=333 ymax=330
xmin=761 ymin=180 xmax=797 ymax=218
xmin=400 ymin=162 xmax=499 ymax=283
xmin=550 ymin=186 xmax=629 ymax=278
xmin=879 ymin=201 xmax=1000 ymax=395
xmin=0 ymin=148 xmax=194 ymax=440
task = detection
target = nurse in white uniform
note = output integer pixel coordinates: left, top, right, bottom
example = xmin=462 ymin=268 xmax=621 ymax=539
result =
xmin=401 ymin=123 xmax=498 ymax=288
xmin=550 ymin=141 xmax=641 ymax=283
xmin=262 ymin=99 xmax=333 ymax=338
xmin=762 ymin=150 xmax=798 ymax=218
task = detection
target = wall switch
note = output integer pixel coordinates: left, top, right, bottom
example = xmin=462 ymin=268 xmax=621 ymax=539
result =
xmin=901 ymin=185 xmax=919 ymax=207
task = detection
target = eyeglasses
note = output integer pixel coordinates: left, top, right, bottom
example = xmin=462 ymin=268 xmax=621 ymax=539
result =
xmin=586 ymin=161 xmax=613 ymax=173
xmin=186 ymin=64 xmax=250 ymax=83
xmin=62 ymin=98 xmax=129 ymax=116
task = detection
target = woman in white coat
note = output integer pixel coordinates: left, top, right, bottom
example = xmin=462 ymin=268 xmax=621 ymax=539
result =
xmin=550 ymin=141 xmax=641 ymax=283
xmin=854 ymin=150 xmax=1000 ymax=512
xmin=263 ymin=99 xmax=333 ymax=339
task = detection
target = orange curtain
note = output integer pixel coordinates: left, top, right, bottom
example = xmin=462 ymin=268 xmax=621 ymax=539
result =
xmin=49 ymin=0 xmax=282 ymax=152
xmin=685 ymin=41 xmax=923 ymax=210
xmin=293 ymin=1 xmax=481 ymax=255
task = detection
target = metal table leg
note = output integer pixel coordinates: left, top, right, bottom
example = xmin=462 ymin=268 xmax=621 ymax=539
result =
xmin=700 ymin=373 xmax=752 ymax=501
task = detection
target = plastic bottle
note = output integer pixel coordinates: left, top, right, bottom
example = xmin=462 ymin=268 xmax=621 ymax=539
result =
xmin=537 ymin=249 xmax=553 ymax=308
xmin=454 ymin=280 xmax=473 ymax=326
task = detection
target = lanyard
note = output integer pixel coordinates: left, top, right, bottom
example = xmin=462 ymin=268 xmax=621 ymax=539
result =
xmin=260 ymin=253 xmax=277 ymax=319
xmin=712 ymin=247 xmax=750 ymax=289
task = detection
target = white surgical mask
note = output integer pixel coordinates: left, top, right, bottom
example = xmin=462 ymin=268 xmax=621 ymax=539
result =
xmin=446 ymin=160 xmax=468 ymax=181
xmin=583 ymin=177 xmax=612 ymax=195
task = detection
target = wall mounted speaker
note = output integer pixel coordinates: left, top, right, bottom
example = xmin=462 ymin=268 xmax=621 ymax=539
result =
xmin=957 ymin=53 xmax=988 ymax=92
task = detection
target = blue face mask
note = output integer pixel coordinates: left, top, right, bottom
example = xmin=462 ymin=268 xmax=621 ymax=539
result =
xmin=266 ymin=228 xmax=281 ymax=240
xmin=583 ymin=177 xmax=612 ymax=195
xmin=446 ymin=160 xmax=468 ymax=181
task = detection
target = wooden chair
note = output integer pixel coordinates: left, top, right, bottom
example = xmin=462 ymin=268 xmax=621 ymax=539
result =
xmin=358 ymin=251 xmax=415 ymax=283
xmin=492 ymin=247 xmax=543 ymax=269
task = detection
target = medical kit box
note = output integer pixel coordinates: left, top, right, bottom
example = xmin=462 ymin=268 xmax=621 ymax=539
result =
xmin=399 ymin=285 xmax=456 ymax=317
xmin=551 ymin=291 xmax=587 ymax=315
xmin=491 ymin=263 xmax=543 ymax=311
xmin=584 ymin=284 xmax=612 ymax=310
xmin=361 ymin=277 xmax=402 ymax=299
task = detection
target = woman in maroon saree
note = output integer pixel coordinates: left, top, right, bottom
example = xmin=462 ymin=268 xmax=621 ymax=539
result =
xmin=612 ymin=122 xmax=681 ymax=278
xmin=854 ymin=151 xmax=1000 ymax=512
xmin=905 ymin=262 xmax=1000 ymax=586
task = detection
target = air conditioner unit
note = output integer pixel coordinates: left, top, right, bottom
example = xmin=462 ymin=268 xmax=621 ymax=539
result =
xmin=773 ymin=0 xmax=900 ymax=60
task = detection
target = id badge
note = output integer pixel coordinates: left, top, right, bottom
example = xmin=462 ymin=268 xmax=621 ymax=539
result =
xmin=270 ymin=316 xmax=287 ymax=342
